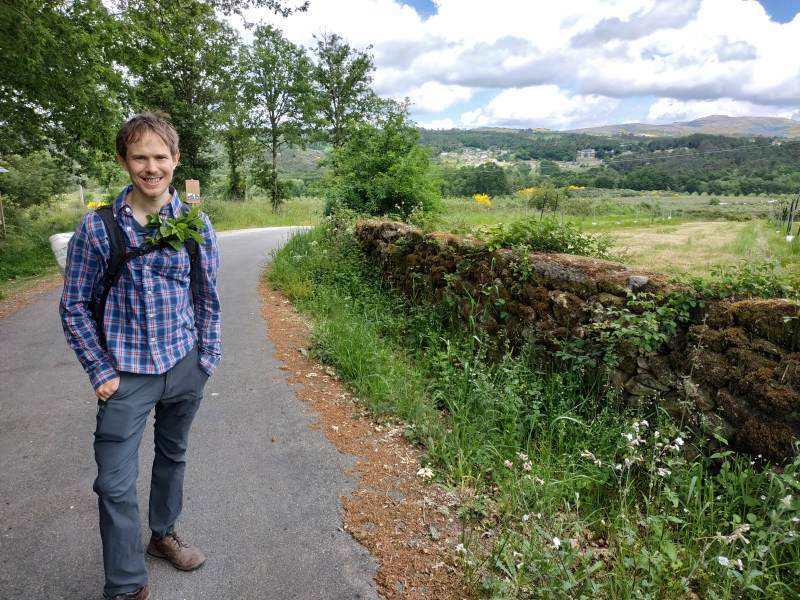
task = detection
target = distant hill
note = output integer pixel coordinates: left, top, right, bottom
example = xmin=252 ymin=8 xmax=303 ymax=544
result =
xmin=568 ymin=115 xmax=800 ymax=138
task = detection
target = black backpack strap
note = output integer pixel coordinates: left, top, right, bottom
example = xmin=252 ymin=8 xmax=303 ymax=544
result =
xmin=179 ymin=203 xmax=203 ymax=308
xmin=184 ymin=237 xmax=201 ymax=307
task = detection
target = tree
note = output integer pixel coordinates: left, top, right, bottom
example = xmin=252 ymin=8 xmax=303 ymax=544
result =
xmin=0 ymin=1 xmax=125 ymax=169
xmin=121 ymin=0 xmax=239 ymax=188
xmin=244 ymin=25 xmax=311 ymax=211
xmin=326 ymin=102 xmax=440 ymax=218
xmin=310 ymin=33 xmax=375 ymax=149
xmin=0 ymin=152 xmax=75 ymax=208
xmin=219 ymin=49 xmax=256 ymax=201
xmin=528 ymin=183 xmax=563 ymax=219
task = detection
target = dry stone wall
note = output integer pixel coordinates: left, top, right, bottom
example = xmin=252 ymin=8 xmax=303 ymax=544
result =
xmin=354 ymin=220 xmax=800 ymax=462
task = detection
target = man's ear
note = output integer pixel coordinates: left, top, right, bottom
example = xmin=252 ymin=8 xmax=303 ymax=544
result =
xmin=116 ymin=153 xmax=128 ymax=172
xmin=174 ymin=151 xmax=180 ymax=166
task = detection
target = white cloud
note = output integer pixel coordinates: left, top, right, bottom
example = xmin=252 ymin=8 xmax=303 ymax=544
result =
xmin=415 ymin=117 xmax=457 ymax=129
xmin=461 ymin=85 xmax=619 ymax=129
xmin=400 ymin=81 xmax=473 ymax=113
xmin=648 ymin=98 xmax=799 ymax=122
xmin=230 ymin=0 xmax=800 ymax=128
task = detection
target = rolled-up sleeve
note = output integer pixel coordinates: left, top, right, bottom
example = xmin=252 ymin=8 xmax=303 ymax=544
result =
xmin=58 ymin=213 xmax=117 ymax=389
xmin=195 ymin=213 xmax=222 ymax=376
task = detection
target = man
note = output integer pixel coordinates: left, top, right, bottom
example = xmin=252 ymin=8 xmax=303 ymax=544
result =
xmin=60 ymin=112 xmax=222 ymax=600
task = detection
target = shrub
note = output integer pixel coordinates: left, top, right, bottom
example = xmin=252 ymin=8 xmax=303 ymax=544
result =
xmin=479 ymin=218 xmax=614 ymax=259
xmin=324 ymin=107 xmax=441 ymax=219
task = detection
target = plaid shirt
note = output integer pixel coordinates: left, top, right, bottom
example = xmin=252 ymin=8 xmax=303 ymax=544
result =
xmin=59 ymin=185 xmax=222 ymax=389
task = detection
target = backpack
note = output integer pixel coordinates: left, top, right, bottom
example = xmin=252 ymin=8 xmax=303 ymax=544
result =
xmin=91 ymin=204 xmax=201 ymax=350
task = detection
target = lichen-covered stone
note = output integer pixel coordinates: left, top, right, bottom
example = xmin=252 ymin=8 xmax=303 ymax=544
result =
xmin=735 ymin=417 xmax=796 ymax=462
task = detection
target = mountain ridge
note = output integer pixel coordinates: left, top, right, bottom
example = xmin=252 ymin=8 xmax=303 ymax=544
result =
xmin=566 ymin=115 xmax=800 ymax=138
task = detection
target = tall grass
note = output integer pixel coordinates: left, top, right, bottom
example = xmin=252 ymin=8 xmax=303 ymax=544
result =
xmin=268 ymin=217 xmax=800 ymax=599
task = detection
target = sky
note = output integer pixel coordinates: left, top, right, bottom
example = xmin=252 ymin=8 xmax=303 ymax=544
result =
xmin=233 ymin=0 xmax=800 ymax=130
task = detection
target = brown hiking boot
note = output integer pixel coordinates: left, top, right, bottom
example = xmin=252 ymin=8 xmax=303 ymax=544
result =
xmin=147 ymin=531 xmax=206 ymax=571
xmin=109 ymin=585 xmax=150 ymax=600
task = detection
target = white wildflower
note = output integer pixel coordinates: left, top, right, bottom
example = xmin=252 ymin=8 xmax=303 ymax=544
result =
xmin=791 ymin=517 xmax=799 ymax=523
xmin=534 ymin=476 xmax=545 ymax=485
xmin=517 ymin=452 xmax=529 ymax=462
xmin=504 ymin=459 xmax=514 ymax=469
xmin=581 ymin=450 xmax=602 ymax=466
xmin=717 ymin=556 xmax=731 ymax=568
xmin=455 ymin=543 xmax=466 ymax=554
xmin=417 ymin=467 xmax=434 ymax=480
xmin=656 ymin=468 xmax=671 ymax=477
xmin=674 ymin=437 xmax=685 ymax=447
xmin=734 ymin=558 xmax=743 ymax=571
xmin=781 ymin=495 xmax=793 ymax=508
xmin=522 ymin=461 xmax=533 ymax=472
xmin=654 ymin=431 xmax=660 ymax=439
xmin=552 ymin=537 xmax=561 ymax=550
xmin=522 ymin=513 xmax=530 ymax=522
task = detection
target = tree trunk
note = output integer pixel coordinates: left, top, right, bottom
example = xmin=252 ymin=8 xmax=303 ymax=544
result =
xmin=271 ymin=128 xmax=279 ymax=213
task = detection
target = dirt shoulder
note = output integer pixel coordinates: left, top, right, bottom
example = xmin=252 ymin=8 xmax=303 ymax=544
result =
xmin=0 ymin=273 xmax=63 ymax=320
xmin=259 ymin=278 xmax=472 ymax=600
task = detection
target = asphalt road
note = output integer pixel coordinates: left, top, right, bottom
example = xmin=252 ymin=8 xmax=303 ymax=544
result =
xmin=0 ymin=226 xmax=382 ymax=600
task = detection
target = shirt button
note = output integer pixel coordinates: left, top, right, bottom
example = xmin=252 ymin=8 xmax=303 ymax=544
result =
xmin=126 ymin=226 xmax=132 ymax=232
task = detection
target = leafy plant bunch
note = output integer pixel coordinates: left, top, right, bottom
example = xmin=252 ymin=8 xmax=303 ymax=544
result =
xmin=481 ymin=218 xmax=614 ymax=259
xmin=145 ymin=205 xmax=204 ymax=251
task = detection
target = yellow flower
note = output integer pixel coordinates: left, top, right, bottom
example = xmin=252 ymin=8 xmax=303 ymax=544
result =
xmin=473 ymin=193 xmax=492 ymax=206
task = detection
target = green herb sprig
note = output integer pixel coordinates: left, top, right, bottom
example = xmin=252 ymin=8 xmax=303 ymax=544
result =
xmin=145 ymin=205 xmax=204 ymax=251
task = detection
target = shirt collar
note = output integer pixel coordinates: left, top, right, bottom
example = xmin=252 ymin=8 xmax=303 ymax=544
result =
xmin=113 ymin=185 xmax=183 ymax=221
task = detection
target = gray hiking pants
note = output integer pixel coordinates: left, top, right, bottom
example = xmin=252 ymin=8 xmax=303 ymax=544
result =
xmin=93 ymin=345 xmax=208 ymax=598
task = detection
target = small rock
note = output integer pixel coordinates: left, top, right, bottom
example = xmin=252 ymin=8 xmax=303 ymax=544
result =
xmin=627 ymin=275 xmax=649 ymax=291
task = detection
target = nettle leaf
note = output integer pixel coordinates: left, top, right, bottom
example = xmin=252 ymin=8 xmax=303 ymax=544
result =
xmin=146 ymin=207 xmax=205 ymax=250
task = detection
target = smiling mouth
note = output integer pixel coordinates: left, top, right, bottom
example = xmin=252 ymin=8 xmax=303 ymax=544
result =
xmin=143 ymin=176 xmax=163 ymax=184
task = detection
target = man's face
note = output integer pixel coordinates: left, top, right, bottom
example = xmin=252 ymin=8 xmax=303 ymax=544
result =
xmin=117 ymin=131 xmax=180 ymax=203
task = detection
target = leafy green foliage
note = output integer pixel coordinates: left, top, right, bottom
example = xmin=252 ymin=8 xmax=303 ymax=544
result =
xmin=121 ymin=0 xmax=239 ymax=187
xmin=527 ymin=182 xmax=564 ymax=217
xmin=244 ymin=24 xmax=312 ymax=211
xmin=682 ymin=261 xmax=799 ymax=300
xmin=325 ymin=106 xmax=441 ymax=219
xmin=481 ymin=218 xmax=614 ymax=258
xmin=145 ymin=205 xmax=205 ymax=251
xmin=309 ymin=32 xmax=376 ymax=148
xmin=438 ymin=162 xmax=510 ymax=197
xmin=0 ymin=203 xmax=83 ymax=280
xmin=0 ymin=152 xmax=74 ymax=208
xmin=0 ymin=0 xmax=125 ymax=168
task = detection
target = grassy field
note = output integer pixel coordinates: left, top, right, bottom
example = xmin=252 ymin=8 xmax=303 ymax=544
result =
xmin=431 ymin=195 xmax=800 ymax=279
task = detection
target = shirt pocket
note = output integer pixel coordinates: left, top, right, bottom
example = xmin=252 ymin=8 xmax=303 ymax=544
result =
xmin=149 ymin=246 xmax=191 ymax=286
